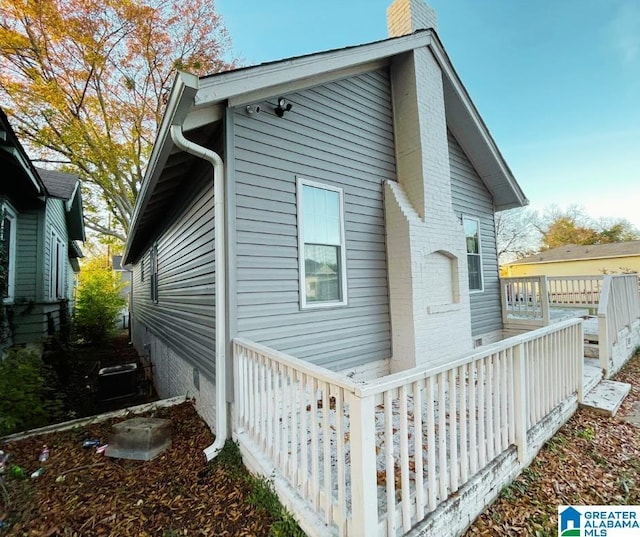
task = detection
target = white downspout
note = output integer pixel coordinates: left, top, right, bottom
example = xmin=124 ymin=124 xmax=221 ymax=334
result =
xmin=170 ymin=125 xmax=227 ymax=462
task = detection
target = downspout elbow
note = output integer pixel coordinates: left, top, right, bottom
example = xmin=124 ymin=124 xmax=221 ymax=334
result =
xmin=170 ymin=125 xmax=227 ymax=462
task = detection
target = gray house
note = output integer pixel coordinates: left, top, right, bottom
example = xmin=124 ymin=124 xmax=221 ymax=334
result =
xmin=1 ymin=107 xmax=85 ymax=346
xmin=124 ymin=0 xmax=526 ymax=433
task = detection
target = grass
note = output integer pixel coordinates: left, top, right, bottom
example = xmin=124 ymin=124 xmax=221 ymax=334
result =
xmin=213 ymin=441 xmax=306 ymax=537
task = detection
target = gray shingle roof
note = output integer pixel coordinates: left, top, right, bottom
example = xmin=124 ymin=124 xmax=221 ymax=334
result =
xmin=36 ymin=167 xmax=79 ymax=200
xmin=509 ymin=241 xmax=640 ymax=265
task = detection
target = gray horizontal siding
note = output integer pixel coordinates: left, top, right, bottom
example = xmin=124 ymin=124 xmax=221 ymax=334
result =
xmin=15 ymin=211 xmax=39 ymax=300
xmin=448 ymin=130 xmax=502 ymax=337
xmin=131 ymin=170 xmax=216 ymax=378
xmin=233 ymin=69 xmax=395 ymax=371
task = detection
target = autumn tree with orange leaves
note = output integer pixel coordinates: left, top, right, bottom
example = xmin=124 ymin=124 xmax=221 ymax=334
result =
xmin=0 ymin=0 xmax=233 ymax=242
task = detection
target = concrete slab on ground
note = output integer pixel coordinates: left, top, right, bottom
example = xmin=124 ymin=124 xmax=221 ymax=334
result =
xmin=580 ymin=380 xmax=631 ymax=417
xmin=622 ymin=402 xmax=640 ymax=427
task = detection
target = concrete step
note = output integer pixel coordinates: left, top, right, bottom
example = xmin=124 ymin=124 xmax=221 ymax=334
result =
xmin=583 ymin=359 xmax=603 ymax=394
xmin=584 ymin=342 xmax=599 ymax=359
xmin=580 ymin=380 xmax=631 ymax=417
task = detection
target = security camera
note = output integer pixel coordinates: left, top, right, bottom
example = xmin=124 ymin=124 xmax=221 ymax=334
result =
xmin=246 ymin=105 xmax=261 ymax=114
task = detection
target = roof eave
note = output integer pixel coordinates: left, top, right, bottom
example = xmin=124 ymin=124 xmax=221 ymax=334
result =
xmin=428 ymin=35 xmax=528 ymax=210
xmin=123 ymin=72 xmax=200 ymax=265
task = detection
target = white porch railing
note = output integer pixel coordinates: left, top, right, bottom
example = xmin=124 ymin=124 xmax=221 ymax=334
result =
xmin=597 ymin=274 xmax=640 ymax=376
xmin=500 ymin=275 xmax=550 ymax=328
xmin=233 ymin=318 xmax=583 ymax=537
xmin=501 ymin=275 xmax=604 ymax=329
xmin=547 ymin=276 xmax=603 ymax=308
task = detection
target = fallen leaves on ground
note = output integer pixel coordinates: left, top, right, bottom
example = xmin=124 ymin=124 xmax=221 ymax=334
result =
xmin=1 ymin=402 xmax=275 ymax=536
xmin=465 ymin=352 xmax=640 ymax=537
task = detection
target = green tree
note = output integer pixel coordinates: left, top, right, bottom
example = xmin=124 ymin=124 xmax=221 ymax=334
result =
xmin=538 ymin=206 xmax=639 ymax=250
xmin=0 ymin=0 xmax=234 ymax=243
xmin=74 ymin=257 xmax=126 ymax=343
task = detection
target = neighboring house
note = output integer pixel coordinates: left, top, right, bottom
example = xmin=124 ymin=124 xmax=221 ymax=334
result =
xmin=503 ymin=241 xmax=640 ymax=277
xmin=0 ymin=107 xmax=85 ymax=346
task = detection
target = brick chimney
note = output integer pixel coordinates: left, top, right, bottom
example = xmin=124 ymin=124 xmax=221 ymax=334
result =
xmin=387 ymin=0 xmax=438 ymax=37
xmin=385 ymin=0 xmax=474 ymax=372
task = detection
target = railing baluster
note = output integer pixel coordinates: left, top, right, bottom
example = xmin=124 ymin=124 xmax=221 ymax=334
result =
xmin=384 ymin=389 xmax=396 ymax=536
xmin=426 ymin=375 xmax=437 ymax=512
xmin=321 ymin=381 xmax=332 ymax=525
xmin=438 ymin=373 xmax=448 ymax=502
xmin=413 ymin=380 xmax=425 ymax=520
xmin=459 ymin=364 xmax=468 ymax=484
xmin=399 ymin=385 xmax=411 ymax=532
xmin=448 ymin=368 xmax=459 ymax=493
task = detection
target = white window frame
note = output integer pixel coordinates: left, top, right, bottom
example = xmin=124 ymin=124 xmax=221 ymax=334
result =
xmin=296 ymin=177 xmax=348 ymax=309
xmin=463 ymin=216 xmax=484 ymax=293
xmin=49 ymin=229 xmax=66 ymax=301
xmin=2 ymin=204 xmax=17 ymax=303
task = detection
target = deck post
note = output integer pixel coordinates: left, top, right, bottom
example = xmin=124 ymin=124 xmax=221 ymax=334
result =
xmin=513 ymin=341 xmax=528 ymax=462
xmin=348 ymin=391 xmax=379 ymax=536
xmin=540 ymin=276 xmax=550 ymax=326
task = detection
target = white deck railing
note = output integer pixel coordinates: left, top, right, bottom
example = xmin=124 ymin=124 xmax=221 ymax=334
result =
xmin=547 ymin=276 xmax=603 ymax=307
xmin=233 ymin=319 xmax=583 ymax=537
xmin=500 ymin=276 xmax=550 ymax=327
xmin=501 ymin=275 xmax=604 ymax=329
xmin=597 ymin=274 xmax=640 ymax=376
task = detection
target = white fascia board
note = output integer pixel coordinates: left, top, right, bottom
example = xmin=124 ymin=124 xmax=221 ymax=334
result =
xmin=428 ymin=39 xmax=528 ymax=209
xmin=123 ymin=72 xmax=199 ymax=264
xmin=183 ymin=105 xmax=224 ymax=133
xmin=195 ymin=33 xmax=430 ymax=109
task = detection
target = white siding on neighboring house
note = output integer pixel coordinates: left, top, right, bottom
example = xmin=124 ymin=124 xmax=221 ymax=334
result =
xmin=232 ymin=69 xmax=395 ymax=371
xmin=131 ymin=169 xmax=216 ymax=379
xmin=448 ymin=130 xmax=502 ymax=338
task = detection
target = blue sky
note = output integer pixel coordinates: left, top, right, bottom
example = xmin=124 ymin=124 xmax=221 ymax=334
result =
xmin=216 ymin=0 xmax=640 ymax=229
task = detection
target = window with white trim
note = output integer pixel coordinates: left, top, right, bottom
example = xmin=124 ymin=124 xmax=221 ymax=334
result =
xmin=463 ymin=217 xmax=483 ymax=292
xmin=1 ymin=205 xmax=17 ymax=302
xmin=49 ymin=229 xmax=66 ymax=300
xmin=297 ymin=178 xmax=347 ymax=308
xmin=150 ymin=243 xmax=158 ymax=303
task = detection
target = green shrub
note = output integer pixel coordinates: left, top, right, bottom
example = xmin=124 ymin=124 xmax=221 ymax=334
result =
xmin=74 ymin=258 xmax=126 ymax=344
xmin=0 ymin=348 xmax=64 ymax=436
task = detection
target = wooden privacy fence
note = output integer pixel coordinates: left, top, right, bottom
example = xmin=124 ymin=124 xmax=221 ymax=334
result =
xmin=233 ymin=318 xmax=584 ymax=537
xmin=597 ymin=274 xmax=640 ymax=376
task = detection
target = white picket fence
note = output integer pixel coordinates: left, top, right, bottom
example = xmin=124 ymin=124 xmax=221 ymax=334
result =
xmin=233 ymin=318 xmax=584 ymax=537
xmin=598 ymin=274 xmax=640 ymax=376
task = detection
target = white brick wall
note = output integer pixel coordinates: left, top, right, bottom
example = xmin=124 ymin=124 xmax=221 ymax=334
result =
xmin=387 ymin=43 xmax=473 ymax=372
xmin=387 ymin=0 xmax=438 ymax=37
xmin=131 ymin=319 xmax=218 ymax=429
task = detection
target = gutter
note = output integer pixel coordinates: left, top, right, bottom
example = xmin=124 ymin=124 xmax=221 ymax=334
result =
xmin=169 ymin=124 xmax=227 ymax=462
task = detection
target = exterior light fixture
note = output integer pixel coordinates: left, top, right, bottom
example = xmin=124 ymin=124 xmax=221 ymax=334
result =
xmin=275 ymin=97 xmax=293 ymax=117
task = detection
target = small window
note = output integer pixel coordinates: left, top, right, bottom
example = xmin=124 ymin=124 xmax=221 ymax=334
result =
xmin=49 ymin=229 xmax=66 ymax=300
xmin=1 ymin=205 xmax=17 ymax=302
xmin=150 ymin=243 xmax=158 ymax=303
xmin=463 ymin=217 xmax=483 ymax=292
xmin=297 ymin=178 xmax=347 ymax=308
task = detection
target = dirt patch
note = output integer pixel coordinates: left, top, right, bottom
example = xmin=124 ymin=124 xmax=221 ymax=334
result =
xmin=465 ymin=352 xmax=640 ymax=536
xmin=0 ymin=402 xmax=275 ymax=536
